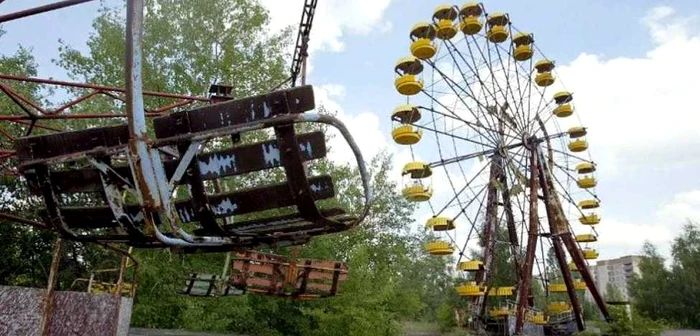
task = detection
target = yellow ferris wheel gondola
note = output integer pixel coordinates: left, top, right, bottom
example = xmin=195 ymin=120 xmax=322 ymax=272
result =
xmin=391 ymin=104 xmax=423 ymax=145
xmin=486 ymin=12 xmax=509 ymax=43
xmin=394 ymin=56 xmax=424 ymax=96
xmin=457 ymin=260 xmax=484 ymax=272
xmin=512 ymin=32 xmax=534 ymax=61
xmin=426 ymin=217 xmax=456 ymax=231
xmin=401 ymin=162 xmax=433 ymax=202
xmin=580 ymin=213 xmax=601 ymax=225
xmin=534 ymin=59 xmax=555 ymax=87
xmin=575 ymin=234 xmax=597 ymax=243
xmin=575 ymin=161 xmax=596 ymax=174
xmin=458 ymin=2 xmax=483 ymax=35
xmin=425 ymin=240 xmax=455 ymax=255
xmin=410 ymin=22 xmax=437 ymax=60
xmin=582 ymin=248 xmax=599 ymax=260
xmin=432 ymin=4 xmax=459 ymax=40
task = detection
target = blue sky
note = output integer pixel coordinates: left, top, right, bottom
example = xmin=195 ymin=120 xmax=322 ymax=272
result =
xmin=2 ymin=0 xmax=700 ymax=263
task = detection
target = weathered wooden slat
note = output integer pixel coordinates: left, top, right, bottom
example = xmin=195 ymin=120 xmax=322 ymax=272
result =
xmin=153 ymin=85 xmax=315 ymax=138
xmin=15 ymin=125 xmax=129 ymax=163
xmin=44 ymin=175 xmax=335 ymax=229
xmin=24 ymin=132 xmax=327 ymax=195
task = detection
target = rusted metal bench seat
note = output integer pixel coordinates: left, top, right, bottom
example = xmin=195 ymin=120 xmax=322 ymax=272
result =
xmin=14 ymin=85 xmax=370 ymax=250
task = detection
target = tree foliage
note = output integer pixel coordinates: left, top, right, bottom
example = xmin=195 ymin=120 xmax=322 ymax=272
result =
xmin=629 ymin=222 xmax=700 ymax=328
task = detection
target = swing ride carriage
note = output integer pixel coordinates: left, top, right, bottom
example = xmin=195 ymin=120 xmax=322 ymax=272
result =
xmin=392 ymin=2 xmax=610 ymax=335
xmin=0 ymin=0 xmax=368 ymax=302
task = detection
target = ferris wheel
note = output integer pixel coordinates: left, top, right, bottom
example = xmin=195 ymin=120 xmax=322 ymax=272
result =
xmin=391 ymin=2 xmax=610 ymax=333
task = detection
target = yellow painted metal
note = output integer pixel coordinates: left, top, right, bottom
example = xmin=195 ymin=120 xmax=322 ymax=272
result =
xmin=548 ymin=283 xmax=568 ymax=293
xmin=395 ymin=56 xmax=423 ymax=74
xmin=512 ymin=32 xmax=533 ymax=45
xmin=433 ymin=4 xmax=458 ymax=21
xmin=514 ymin=44 xmax=533 ymax=61
xmin=402 ymin=185 xmax=432 ymax=202
xmin=575 ymin=234 xmax=597 ymax=243
xmin=395 ymin=75 xmax=423 ymax=95
xmin=568 ymin=139 xmax=588 ymax=152
xmin=535 ymin=59 xmax=555 ymax=72
xmin=548 ymin=301 xmax=572 ymax=313
xmin=487 ymin=25 xmax=509 ymax=43
xmin=459 ymin=16 xmax=483 ymax=35
xmin=459 ymin=2 xmax=482 ymax=17
xmin=527 ymin=312 xmax=548 ymax=325
xmin=435 ymin=19 xmax=458 ymax=40
xmin=554 ymin=91 xmax=573 ymax=104
xmin=574 ymin=280 xmax=587 ymax=290
xmin=577 ymin=176 xmax=597 ymax=189
xmin=579 ymin=213 xmax=601 ymax=225
xmin=426 ymin=216 xmax=456 ymax=231
xmin=457 ymin=260 xmax=483 ymax=271
xmin=425 ymin=240 xmax=455 ymax=255
xmin=489 ymin=306 xmax=513 ymax=318
xmin=575 ymin=162 xmax=596 ymax=174
xmin=578 ymin=199 xmax=600 ymax=209
xmin=402 ymin=161 xmax=432 ymax=178
xmin=488 ymin=286 xmax=515 ymax=296
xmin=392 ymin=104 xmax=421 ymax=123
xmin=410 ymin=21 xmax=437 ymax=40
xmin=582 ymin=248 xmax=599 ymax=260
xmin=567 ymin=126 xmax=587 ymax=138
xmin=568 ymin=261 xmax=579 ymax=271
xmin=535 ymin=72 xmax=555 ymax=87
xmin=392 ymin=125 xmax=422 ymax=145
xmin=553 ymin=104 xmax=574 ymax=118
xmin=410 ymin=38 xmax=437 ymax=60
xmin=487 ymin=12 xmax=509 ymax=26
xmin=456 ymin=282 xmax=484 ymax=296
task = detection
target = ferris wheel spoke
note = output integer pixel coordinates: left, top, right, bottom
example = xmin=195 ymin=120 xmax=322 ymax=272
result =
xmin=476 ymin=34 xmax=527 ymax=134
xmin=492 ymin=36 xmax=530 ymax=132
xmin=437 ymin=168 xmax=490 ymax=216
xmin=421 ymin=87 xmax=502 ymax=146
xmin=417 ymin=106 xmax=519 ymax=143
xmin=412 ymin=122 xmax=494 ymax=148
xmin=424 ymin=58 xmax=501 ymax=135
xmin=448 ymin=39 xmax=522 ymax=137
xmin=439 ymin=40 xmax=507 ymax=137
xmin=454 ymin=182 xmax=491 ymax=264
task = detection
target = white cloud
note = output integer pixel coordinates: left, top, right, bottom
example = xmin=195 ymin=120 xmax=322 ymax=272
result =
xmin=553 ymin=6 xmax=700 ymax=173
xmin=260 ymin=0 xmax=394 ymax=53
xmin=592 ymin=189 xmax=700 ymax=259
xmin=313 ymin=84 xmax=390 ymax=166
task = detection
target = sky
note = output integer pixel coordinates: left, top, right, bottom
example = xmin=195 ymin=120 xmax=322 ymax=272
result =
xmin=1 ymin=0 xmax=700 ymax=264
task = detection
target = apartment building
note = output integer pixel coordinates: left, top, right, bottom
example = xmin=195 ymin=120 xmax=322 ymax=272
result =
xmin=590 ymin=255 xmax=643 ymax=300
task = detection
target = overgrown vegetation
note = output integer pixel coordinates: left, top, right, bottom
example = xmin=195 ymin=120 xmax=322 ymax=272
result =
xmin=629 ymin=222 xmax=700 ymax=329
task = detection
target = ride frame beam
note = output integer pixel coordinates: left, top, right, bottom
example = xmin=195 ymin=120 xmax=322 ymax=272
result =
xmin=513 ymin=144 xmax=539 ymax=334
xmin=537 ymin=147 xmax=585 ymax=331
xmin=473 ymin=152 xmax=502 ymax=323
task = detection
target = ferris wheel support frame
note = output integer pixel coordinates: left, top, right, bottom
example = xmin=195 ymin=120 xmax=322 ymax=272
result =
xmin=473 ymin=151 xmax=503 ymax=321
xmin=513 ymin=143 xmax=540 ymax=333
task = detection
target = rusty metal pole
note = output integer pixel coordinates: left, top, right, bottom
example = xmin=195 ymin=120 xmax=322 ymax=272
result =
xmin=537 ymin=149 xmax=585 ymax=331
xmin=473 ymin=153 xmax=502 ymax=321
xmin=0 ymin=0 xmax=95 ymax=23
xmin=560 ymin=234 xmax=610 ymax=321
xmin=126 ymin=0 xmax=161 ymax=213
xmin=40 ymin=237 xmax=62 ymax=336
xmin=514 ymin=145 xmax=539 ymax=334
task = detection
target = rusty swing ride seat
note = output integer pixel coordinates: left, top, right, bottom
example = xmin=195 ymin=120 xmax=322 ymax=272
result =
xmin=14 ymin=84 xmax=371 ymax=254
